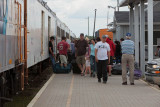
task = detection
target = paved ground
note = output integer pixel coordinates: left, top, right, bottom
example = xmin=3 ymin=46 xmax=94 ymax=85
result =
xmin=31 ymin=73 xmax=160 ymax=107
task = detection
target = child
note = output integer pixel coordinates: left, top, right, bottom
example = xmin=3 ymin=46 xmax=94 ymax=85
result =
xmin=85 ymin=47 xmax=91 ymax=76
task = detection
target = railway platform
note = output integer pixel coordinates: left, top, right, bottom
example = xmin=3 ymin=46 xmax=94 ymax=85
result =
xmin=28 ymin=73 xmax=160 ymax=107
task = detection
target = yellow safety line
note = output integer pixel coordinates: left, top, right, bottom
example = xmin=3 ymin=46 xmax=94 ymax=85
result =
xmin=66 ymin=75 xmax=74 ymax=107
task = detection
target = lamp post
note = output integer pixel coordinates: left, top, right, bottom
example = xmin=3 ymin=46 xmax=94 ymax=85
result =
xmin=107 ymin=6 xmax=116 ymax=28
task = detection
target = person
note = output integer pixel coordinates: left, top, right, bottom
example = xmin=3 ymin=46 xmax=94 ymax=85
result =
xmin=106 ymin=35 xmax=116 ymax=76
xmin=75 ymin=33 xmax=88 ymax=76
xmin=90 ymin=39 xmax=96 ymax=77
xmin=121 ymin=33 xmax=135 ymax=85
xmin=57 ymin=36 xmax=70 ymax=67
xmin=49 ymin=36 xmax=56 ymax=72
xmin=155 ymin=45 xmax=160 ymax=57
xmin=85 ymin=44 xmax=91 ymax=76
xmin=95 ymin=35 xmax=110 ymax=84
xmin=96 ymin=37 xmax=101 ymax=43
xmin=120 ymin=38 xmax=124 ymax=43
xmin=70 ymin=40 xmax=76 ymax=59
xmin=115 ymin=41 xmax=122 ymax=64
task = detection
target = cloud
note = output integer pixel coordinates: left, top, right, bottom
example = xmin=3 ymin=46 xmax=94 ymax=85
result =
xmin=45 ymin=0 xmax=128 ymax=37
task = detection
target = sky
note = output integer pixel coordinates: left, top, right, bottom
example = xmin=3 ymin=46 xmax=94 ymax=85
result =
xmin=45 ymin=0 xmax=128 ymax=37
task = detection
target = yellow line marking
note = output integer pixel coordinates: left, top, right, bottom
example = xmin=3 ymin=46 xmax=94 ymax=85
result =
xmin=27 ymin=74 xmax=55 ymax=107
xmin=140 ymin=79 xmax=160 ymax=93
xmin=66 ymin=75 xmax=74 ymax=107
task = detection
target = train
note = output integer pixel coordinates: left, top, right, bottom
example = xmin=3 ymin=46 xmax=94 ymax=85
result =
xmin=0 ymin=0 xmax=76 ymax=104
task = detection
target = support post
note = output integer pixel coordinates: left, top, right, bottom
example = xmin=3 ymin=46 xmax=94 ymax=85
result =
xmin=148 ymin=0 xmax=153 ymax=62
xmin=24 ymin=0 xmax=28 ymax=85
xmin=140 ymin=0 xmax=145 ymax=76
xmin=134 ymin=4 xmax=140 ymax=64
xmin=129 ymin=3 xmax=134 ymax=41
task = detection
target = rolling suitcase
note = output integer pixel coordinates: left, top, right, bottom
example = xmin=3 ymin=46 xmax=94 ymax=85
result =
xmin=54 ymin=63 xmax=72 ymax=74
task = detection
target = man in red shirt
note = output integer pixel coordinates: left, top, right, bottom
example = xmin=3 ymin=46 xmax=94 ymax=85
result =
xmin=57 ymin=36 xmax=70 ymax=67
xmin=106 ymin=35 xmax=116 ymax=76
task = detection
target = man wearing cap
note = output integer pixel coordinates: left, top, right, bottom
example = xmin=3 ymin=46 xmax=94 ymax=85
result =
xmin=95 ymin=35 xmax=110 ymax=84
xmin=75 ymin=33 xmax=88 ymax=76
xmin=121 ymin=33 xmax=135 ymax=85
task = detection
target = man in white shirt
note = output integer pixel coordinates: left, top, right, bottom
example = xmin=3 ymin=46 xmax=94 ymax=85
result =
xmin=95 ymin=35 xmax=110 ymax=84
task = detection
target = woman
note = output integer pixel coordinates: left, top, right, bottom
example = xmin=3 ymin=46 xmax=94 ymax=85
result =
xmin=115 ymin=41 xmax=122 ymax=64
xmin=90 ymin=39 xmax=96 ymax=77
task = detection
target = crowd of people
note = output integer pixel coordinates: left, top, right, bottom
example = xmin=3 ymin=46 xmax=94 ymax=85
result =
xmin=49 ymin=32 xmax=136 ymax=85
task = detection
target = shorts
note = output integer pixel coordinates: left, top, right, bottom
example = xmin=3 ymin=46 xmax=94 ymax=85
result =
xmin=86 ymin=60 xmax=90 ymax=67
xmin=60 ymin=55 xmax=67 ymax=64
xmin=76 ymin=55 xmax=85 ymax=65
xmin=109 ymin=56 xmax=113 ymax=65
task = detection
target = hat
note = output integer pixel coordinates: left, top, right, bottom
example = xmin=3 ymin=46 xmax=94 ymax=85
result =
xmin=102 ymin=35 xmax=107 ymax=38
xmin=126 ymin=33 xmax=132 ymax=37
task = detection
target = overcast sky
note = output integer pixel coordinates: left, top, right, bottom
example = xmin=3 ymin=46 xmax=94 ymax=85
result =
xmin=45 ymin=0 xmax=128 ymax=37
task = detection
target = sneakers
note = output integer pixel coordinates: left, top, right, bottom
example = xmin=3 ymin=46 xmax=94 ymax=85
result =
xmin=103 ymin=81 xmax=107 ymax=84
xmin=122 ymin=82 xmax=135 ymax=85
xmin=98 ymin=79 xmax=101 ymax=83
xmin=122 ymin=82 xmax=127 ymax=85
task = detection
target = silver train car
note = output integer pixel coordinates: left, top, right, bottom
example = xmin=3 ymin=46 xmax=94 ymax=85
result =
xmin=0 ymin=0 xmax=75 ymax=103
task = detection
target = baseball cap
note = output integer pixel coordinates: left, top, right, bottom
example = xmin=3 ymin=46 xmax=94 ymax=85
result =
xmin=126 ymin=33 xmax=132 ymax=37
xmin=102 ymin=35 xmax=107 ymax=38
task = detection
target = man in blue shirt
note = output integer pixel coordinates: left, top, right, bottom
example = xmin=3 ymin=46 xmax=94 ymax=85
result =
xmin=121 ymin=33 xmax=135 ymax=85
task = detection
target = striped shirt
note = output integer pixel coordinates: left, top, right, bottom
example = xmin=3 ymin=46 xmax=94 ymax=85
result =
xmin=121 ymin=40 xmax=135 ymax=55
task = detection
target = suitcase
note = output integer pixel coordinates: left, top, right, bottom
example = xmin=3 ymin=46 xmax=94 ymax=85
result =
xmin=134 ymin=69 xmax=142 ymax=80
xmin=112 ymin=64 xmax=122 ymax=75
xmin=54 ymin=63 xmax=72 ymax=74
xmin=71 ymin=60 xmax=81 ymax=74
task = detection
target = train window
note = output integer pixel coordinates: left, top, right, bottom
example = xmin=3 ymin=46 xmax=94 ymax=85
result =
xmin=48 ymin=16 xmax=51 ymax=41
xmin=41 ymin=11 xmax=45 ymax=55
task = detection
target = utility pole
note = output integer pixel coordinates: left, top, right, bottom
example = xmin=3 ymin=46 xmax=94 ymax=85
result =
xmin=117 ymin=0 xmax=119 ymax=11
xmin=93 ymin=9 xmax=97 ymax=39
xmin=88 ymin=17 xmax=89 ymax=36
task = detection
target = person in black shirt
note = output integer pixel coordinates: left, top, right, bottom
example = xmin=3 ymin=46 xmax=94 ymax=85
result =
xmin=115 ymin=41 xmax=122 ymax=64
xmin=49 ymin=36 xmax=56 ymax=72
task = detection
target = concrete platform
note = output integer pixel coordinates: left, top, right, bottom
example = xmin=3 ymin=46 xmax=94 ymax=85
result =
xmin=28 ymin=74 xmax=160 ymax=107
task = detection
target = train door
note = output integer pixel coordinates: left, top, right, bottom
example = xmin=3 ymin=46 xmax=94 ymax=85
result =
xmin=41 ymin=11 xmax=44 ymax=55
xmin=48 ymin=16 xmax=51 ymax=42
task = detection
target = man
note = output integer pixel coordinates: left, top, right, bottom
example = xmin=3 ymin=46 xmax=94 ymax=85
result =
xmin=49 ymin=36 xmax=56 ymax=72
xmin=106 ymin=35 xmax=116 ymax=76
xmin=121 ymin=33 xmax=135 ymax=85
xmin=75 ymin=33 xmax=88 ymax=76
xmin=57 ymin=36 xmax=70 ymax=67
xmin=95 ymin=35 xmax=110 ymax=84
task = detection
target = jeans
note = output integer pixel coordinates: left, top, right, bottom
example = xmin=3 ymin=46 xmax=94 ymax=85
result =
xmin=49 ymin=54 xmax=56 ymax=72
xmin=116 ymin=56 xmax=121 ymax=64
xmin=90 ymin=55 xmax=97 ymax=74
xmin=97 ymin=60 xmax=108 ymax=82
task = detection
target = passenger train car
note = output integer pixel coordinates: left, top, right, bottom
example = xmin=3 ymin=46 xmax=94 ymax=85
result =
xmin=0 ymin=0 xmax=76 ymax=103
